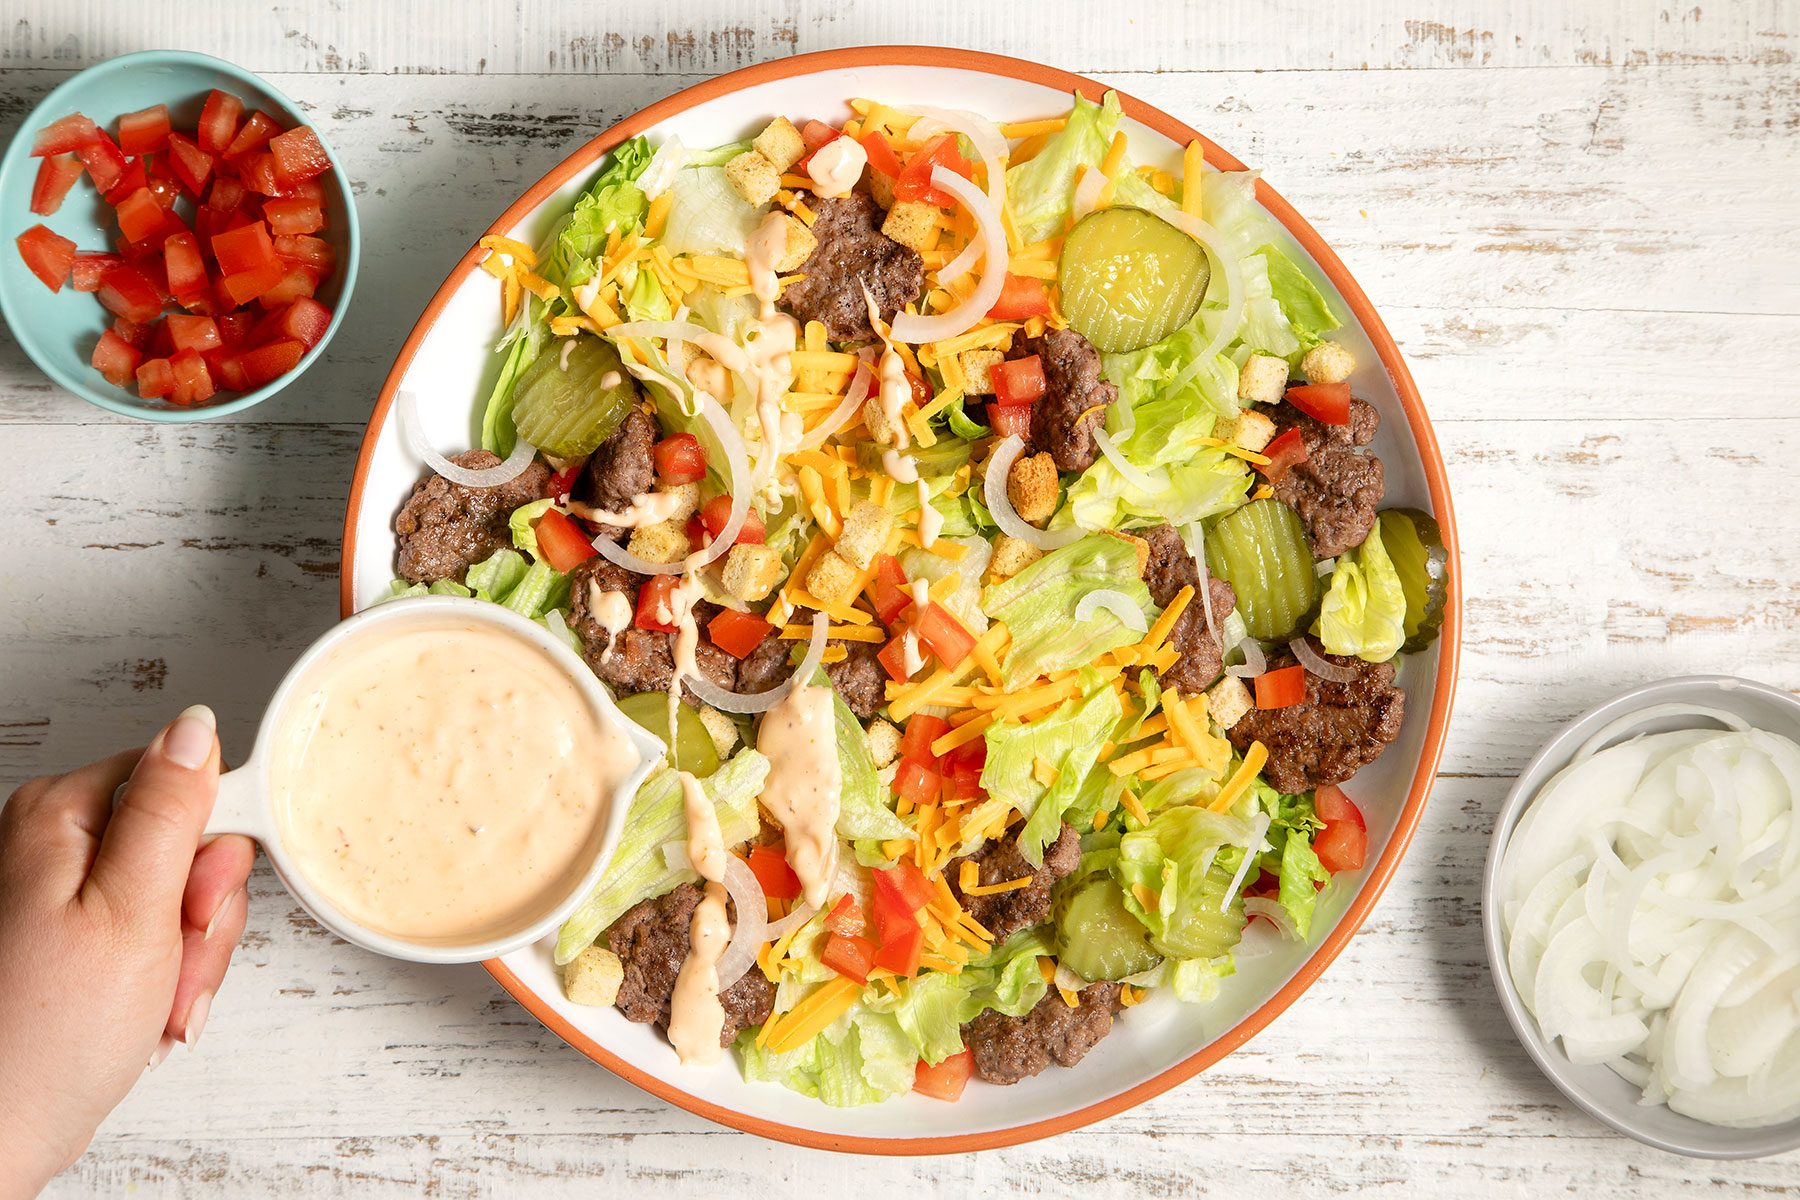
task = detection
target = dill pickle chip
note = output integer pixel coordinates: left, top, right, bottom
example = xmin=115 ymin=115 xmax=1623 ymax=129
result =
xmin=1204 ymin=498 xmax=1319 ymax=642
xmin=1377 ymin=508 xmax=1449 ymax=653
xmin=1059 ymin=207 xmax=1211 ymax=353
xmin=616 ymin=692 xmax=719 ymax=778
xmin=1056 ymin=878 xmax=1163 ymax=982
xmin=511 ymin=335 xmax=637 ymax=459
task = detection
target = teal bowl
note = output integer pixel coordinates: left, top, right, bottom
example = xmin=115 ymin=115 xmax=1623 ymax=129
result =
xmin=0 ymin=50 xmax=359 ymax=420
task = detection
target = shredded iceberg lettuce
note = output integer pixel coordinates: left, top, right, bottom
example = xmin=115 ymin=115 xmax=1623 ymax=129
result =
xmin=971 ymin=677 xmax=1123 ymax=866
xmin=1005 ymin=90 xmax=1124 ymax=243
xmin=981 ymin=535 xmax=1153 ymax=686
xmin=1316 ymin=518 xmax=1407 ymax=662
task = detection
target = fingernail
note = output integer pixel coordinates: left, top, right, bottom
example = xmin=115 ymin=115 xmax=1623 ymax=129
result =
xmin=148 ymin=1034 xmax=175 ymax=1071
xmin=204 ymin=888 xmax=245 ymax=941
xmin=183 ymin=990 xmax=213 ymax=1049
xmin=162 ymin=705 xmax=217 ymax=771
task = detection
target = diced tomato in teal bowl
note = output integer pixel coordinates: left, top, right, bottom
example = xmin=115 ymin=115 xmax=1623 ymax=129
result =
xmin=0 ymin=50 xmax=359 ymax=420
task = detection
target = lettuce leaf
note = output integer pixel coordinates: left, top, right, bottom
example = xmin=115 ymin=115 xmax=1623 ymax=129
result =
xmin=736 ymin=998 xmax=916 ymax=1107
xmin=973 ymin=678 xmax=1124 ymax=866
xmin=1258 ymin=243 xmax=1341 ymax=354
xmin=1005 ymin=90 xmax=1123 ymax=243
xmin=544 ymin=137 xmax=653 ymax=290
xmin=830 ymin=683 xmax=910 ymax=846
xmin=887 ymin=927 xmax=1057 ymax=1064
xmin=1116 ymin=805 xmax=1254 ymax=961
xmin=1315 ymin=518 xmax=1406 ymax=662
xmin=507 ymin=498 xmax=557 ymax=560
xmin=661 ymin=164 xmax=762 ymax=258
xmin=981 ymin=536 xmax=1153 ymax=686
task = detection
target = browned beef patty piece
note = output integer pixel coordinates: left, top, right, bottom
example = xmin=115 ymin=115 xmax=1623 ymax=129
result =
xmin=946 ymin=823 xmax=1083 ymax=943
xmin=1008 ymin=327 xmax=1117 ymax=472
xmin=735 ymin=619 xmax=886 ymax=720
xmin=777 ymin=194 xmax=925 ymax=343
xmin=1227 ymin=639 xmax=1405 ymax=793
xmin=1138 ymin=523 xmax=1237 ymax=696
xmin=565 ymin=559 xmax=738 ymax=700
xmin=605 ymin=882 xmax=775 ymax=1045
xmin=393 ymin=451 xmax=551 ymax=584
xmin=964 ymin=982 xmax=1124 ymax=1085
xmin=1270 ymin=397 xmax=1384 ymax=559
xmin=572 ymin=407 xmax=657 ymax=539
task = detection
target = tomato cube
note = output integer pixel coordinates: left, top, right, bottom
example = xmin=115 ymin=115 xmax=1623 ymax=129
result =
xmin=29 ymin=154 xmax=84 ymax=216
xmin=142 ymin=155 xmax=183 ymax=209
xmin=859 ymin=130 xmax=904 ymax=179
xmin=197 ymin=89 xmax=245 ymax=157
xmin=110 ymin=317 xmax=151 ymax=350
xmin=872 ymin=914 xmax=923 ymax=977
xmin=268 ymin=125 xmax=331 ymax=183
xmin=68 ymin=128 xmax=123 ymax=193
xmin=899 ymin=715 xmax=950 ymax=766
xmin=894 ymin=758 xmax=942 ymax=809
xmin=913 ymin=603 xmax=976 ymax=668
xmin=820 ymin=933 xmax=878 ymax=985
xmin=235 ymin=339 xmax=304 ymax=388
xmin=213 ymin=220 xmax=277 ymax=274
xmin=697 ymin=494 xmax=765 ymax=546
xmin=1257 ymin=427 xmax=1308 ymax=483
xmin=205 ymin=175 xmax=250 ymax=214
xmin=102 ymin=157 xmax=148 ymax=205
xmin=113 ymin=187 xmax=168 ymax=244
xmin=262 ymin=197 xmax=325 ymax=236
xmin=824 ymin=894 xmax=866 ymax=936
xmin=745 ymin=845 xmax=802 ymax=901
xmin=272 ymin=234 xmax=335 ymax=274
xmin=992 ymin=355 xmax=1047 ymax=407
xmin=223 ymin=111 xmax=281 ymax=160
xmin=869 ymin=554 xmax=911 ymax=625
xmin=1253 ymin=664 xmax=1307 ymax=710
xmin=166 ymin=314 xmax=222 ymax=354
xmin=32 ymin=113 xmax=100 ymax=156
xmin=531 ymin=507 xmax=596 ymax=572
xmin=71 ymin=253 xmax=124 ymax=293
xmin=162 ymin=232 xmax=209 ymax=302
xmin=272 ymin=297 xmax=332 ymax=348
xmin=211 ymin=352 xmax=251 ymax=392
xmin=987 ymin=273 xmax=1051 ymax=321
xmin=653 ymin=433 xmax=707 ymax=484
xmin=987 ymin=403 xmax=1031 ymax=440
xmin=878 ymin=633 xmax=916 ymax=684
xmin=239 ymin=152 xmax=285 ymax=197
xmin=1313 ymin=807 xmax=1367 ymax=874
xmin=634 ymin=574 xmax=679 ymax=633
xmin=1284 ymin=382 xmax=1352 ymax=425
xmin=135 ymin=356 xmax=176 ymax=399
xmin=95 ymin=264 xmax=163 ymax=322
xmin=165 ymin=132 xmax=214 ymax=195
xmin=707 ymin=608 xmax=773 ymax=660
xmin=90 ymin=329 xmax=143 ymax=388
xmin=216 ymin=310 xmax=255 ymax=347
xmin=894 ymin=135 xmax=974 ymax=206
xmin=117 ymin=104 xmax=172 ymax=156
xmin=220 ymin=260 xmax=287 ymax=305
xmin=168 ymin=349 xmax=216 ymax=406
xmin=873 ymin=861 xmax=934 ymax=917
xmin=256 ymin=266 xmax=317 ymax=308
xmin=16 ymin=225 xmax=78 ymax=292
xmin=913 ymin=1049 xmax=974 ymax=1102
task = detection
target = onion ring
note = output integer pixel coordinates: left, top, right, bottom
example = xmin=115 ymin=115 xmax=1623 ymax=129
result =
xmin=1225 ymin=635 xmax=1267 ymax=679
xmin=396 ymin=390 xmax=539 ymax=488
xmin=890 ymin=168 xmax=1008 ymax=345
xmin=682 ymin=612 xmax=828 ymax=714
xmin=714 ymin=854 xmax=769 ymax=990
xmin=1290 ymin=637 xmax=1358 ymax=683
xmin=607 ymin=320 xmax=750 ymax=373
xmin=902 ymin=108 xmax=1007 ymax=285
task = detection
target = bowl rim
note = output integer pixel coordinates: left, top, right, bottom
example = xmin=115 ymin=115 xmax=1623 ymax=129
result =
xmin=335 ymin=44 xmax=1463 ymax=1155
xmin=0 ymin=48 xmax=361 ymax=422
xmin=1480 ymin=673 xmax=1800 ymax=1160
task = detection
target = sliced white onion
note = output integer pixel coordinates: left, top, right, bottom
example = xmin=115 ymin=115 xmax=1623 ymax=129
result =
xmin=682 ymin=611 xmax=827 ymax=714
xmin=396 ymin=389 xmax=539 ymax=488
xmin=715 ymin=854 xmax=768 ymax=990
xmin=607 ymin=320 xmax=750 ymax=373
xmin=1071 ymin=166 xmax=1107 ymax=225
xmin=1314 ymin=557 xmax=1337 ymax=578
xmin=1220 ymin=810 xmax=1273 ymax=909
xmin=1290 ymin=637 xmax=1358 ymax=683
xmin=636 ymin=134 xmax=686 ymax=201
xmin=1148 ymin=209 xmax=1246 ymax=371
xmin=1225 ymin=635 xmax=1267 ymax=679
xmin=765 ymin=899 xmax=819 ymax=941
xmin=890 ymin=167 xmax=1008 ymax=345
xmin=903 ymin=108 xmax=1007 ymax=286
xmin=1194 ymin=547 xmax=1222 ymax=654
xmin=591 ymin=393 xmax=749 ymax=575
xmin=983 ymin=434 xmax=1083 ymax=551
xmin=1074 ymin=588 xmax=1148 ymax=633
xmin=797 ymin=349 xmax=875 ymax=451
xmin=1093 ymin=427 xmax=1158 ymax=493
xmin=1245 ymin=896 xmax=1302 ymax=941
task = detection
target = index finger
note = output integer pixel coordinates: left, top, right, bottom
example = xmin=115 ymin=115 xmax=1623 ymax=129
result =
xmin=84 ymin=706 xmax=221 ymax=919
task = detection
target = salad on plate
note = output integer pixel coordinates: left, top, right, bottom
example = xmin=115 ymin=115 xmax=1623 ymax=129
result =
xmin=383 ymin=90 xmax=1447 ymax=1106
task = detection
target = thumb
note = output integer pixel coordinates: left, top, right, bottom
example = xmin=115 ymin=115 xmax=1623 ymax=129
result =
xmin=85 ymin=706 xmax=221 ymax=916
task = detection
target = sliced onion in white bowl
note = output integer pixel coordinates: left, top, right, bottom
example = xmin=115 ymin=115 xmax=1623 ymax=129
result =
xmin=797 ymin=350 xmax=874 ymax=451
xmin=1074 ymin=588 xmax=1148 ymax=633
xmin=903 ymin=108 xmax=1007 ymax=285
xmin=683 ymin=611 xmax=828 ymax=714
xmin=983 ymin=434 xmax=1083 ymax=552
xmin=1291 ymin=637 xmax=1358 ymax=683
xmin=1225 ymin=635 xmax=1266 ymax=679
xmin=396 ymin=389 xmax=540 ymax=488
xmin=592 ymin=394 xmax=749 ymax=575
xmin=890 ymin=167 xmax=1007 ymax=345
xmin=1093 ymin=427 xmax=1159 ymax=493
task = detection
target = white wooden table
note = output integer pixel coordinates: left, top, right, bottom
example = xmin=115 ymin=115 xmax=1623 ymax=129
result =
xmin=4 ymin=1 xmax=1797 ymax=1194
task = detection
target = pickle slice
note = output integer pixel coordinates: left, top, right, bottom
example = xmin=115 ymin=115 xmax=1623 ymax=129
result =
xmin=616 ymin=691 xmax=720 ymax=778
xmin=511 ymin=335 xmax=637 ymax=459
xmin=1204 ymin=499 xmax=1319 ymax=642
xmin=1059 ymin=207 xmax=1211 ymax=353
xmin=1377 ymin=508 xmax=1449 ymax=653
xmin=1056 ymin=877 xmax=1163 ymax=982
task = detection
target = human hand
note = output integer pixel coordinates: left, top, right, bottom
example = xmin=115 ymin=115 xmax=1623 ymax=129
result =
xmin=0 ymin=706 xmax=256 ymax=1198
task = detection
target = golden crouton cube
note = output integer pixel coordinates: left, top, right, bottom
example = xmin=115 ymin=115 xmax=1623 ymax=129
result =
xmin=627 ymin=518 xmax=690 ymax=565
xmin=1007 ymin=452 xmax=1059 ymax=525
xmin=660 ymin=482 xmax=702 ymax=525
xmin=1206 ymin=675 xmax=1254 ymax=731
xmin=772 ymin=213 xmax=816 ymax=272
xmin=697 ymin=705 xmax=740 ymax=759
xmin=805 ymin=549 xmax=861 ymax=606
xmin=1301 ymin=340 xmax=1356 ymax=386
xmin=880 ymin=200 xmax=941 ymax=254
xmin=862 ymin=394 xmax=901 ymax=446
xmin=725 ymin=150 xmax=780 ymax=207
xmin=867 ymin=170 xmax=897 ymax=211
xmin=752 ymin=117 xmax=806 ymax=174
xmin=959 ymin=349 xmax=1005 ymax=396
xmin=834 ymin=500 xmax=893 ymax=570
xmin=986 ymin=534 xmax=1044 ymax=581
xmin=1223 ymin=408 xmax=1276 ymax=453
xmin=563 ymin=946 xmax=624 ymax=1007
xmin=865 ymin=719 xmax=902 ymax=768
xmin=721 ymin=542 xmax=783 ymax=602
xmin=1238 ymin=353 xmax=1289 ymax=406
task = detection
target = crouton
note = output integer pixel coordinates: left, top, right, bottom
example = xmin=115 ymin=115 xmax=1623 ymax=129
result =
xmin=867 ymin=170 xmax=897 ymax=211
xmin=563 ymin=946 xmax=624 ymax=1007
xmin=1007 ymin=452 xmax=1059 ymax=525
xmin=862 ymin=394 xmax=901 ymax=446
xmin=1237 ymin=353 xmax=1289 ymax=406
xmin=959 ymin=349 xmax=1005 ymax=396
xmin=1206 ymin=676 xmax=1254 ymax=731
xmin=804 ymin=550 xmax=860 ymax=605
xmin=865 ymin=719 xmax=902 ymax=768
xmin=835 ymin=500 xmax=893 ymax=570
xmin=697 ymin=705 xmax=740 ymax=759
xmin=627 ymin=519 xmax=689 ymax=565
xmin=752 ymin=117 xmax=806 ymax=174
xmin=659 ymin=482 xmax=702 ymax=525
xmin=771 ymin=213 xmax=816 ymax=272
xmin=1100 ymin=530 xmax=1150 ymax=575
xmin=724 ymin=150 xmax=780 ymax=207
xmin=1223 ymin=408 xmax=1276 ymax=453
xmin=987 ymin=534 xmax=1045 ymax=581
xmin=721 ymin=542 xmax=783 ymax=602
xmin=1301 ymin=340 xmax=1356 ymax=386
xmin=880 ymin=200 xmax=941 ymax=254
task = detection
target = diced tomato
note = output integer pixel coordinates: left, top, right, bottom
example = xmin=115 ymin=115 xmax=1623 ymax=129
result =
xmin=1314 ymin=784 xmax=1364 ymax=830
xmin=992 ymin=355 xmax=1047 ymax=407
xmin=706 ymin=608 xmax=773 ymax=660
xmin=824 ymin=894 xmax=866 ymax=936
xmin=913 ymin=603 xmax=976 ymax=668
xmin=89 ymin=329 xmax=143 ymax=388
xmin=205 ymin=175 xmax=250 ymax=214
xmin=698 ymin=494 xmax=765 ymax=546
xmin=111 ymin=187 xmax=166 ymax=245
xmin=146 ymin=317 xmax=176 ymax=358
xmin=987 ymin=403 xmax=1032 ymax=440
xmin=135 ymin=356 xmax=175 ymax=399
xmin=223 ymin=110 xmax=281 ymax=159
xmin=161 ymin=232 xmax=209 ymax=302
xmin=16 ymin=225 xmax=77 ymax=292
xmin=653 ymin=432 xmax=707 ymax=484
xmin=872 ymin=915 xmax=923 ymax=977
xmin=878 ymin=632 xmax=916 ymax=684
xmin=197 ymin=89 xmax=245 ymax=156
xmin=795 ymin=120 xmax=842 ymax=171
xmin=1253 ymin=664 xmax=1307 ymax=710
xmin=209 ymin=221 xmax=273 ymax=274
xmin=271 ymin=296 xmax=333 ymax=348
xmin=166 ymin=314 xmax=222 ymax=353
xmin=220 ymin=260 xmax=286 ymax=306
xmin=529 ymin=507 xmax=596 ymax=572
xmin=268 ymin=125 xmax=331 ymax=183
xmin=234 ymin=339 xmax=304 ymax=388
xmin=215 ymin=310 xmax=255 ymax=347
xmin=72 ymin=129 xmax=127 ymax=193
xmin=117 ymin=104 xmax=172 ymax=156
xmin=746 ymin=845 xmax=802 ymax=901
xmin=913 ymin=1049 xmax=974 ymax=1102
xmin=1285 ymin=382 xmax=1352 ymax=425
xmin=31 ymin=113 xmax=101 ymax=156
xmin=102 ymin=157 xmax=148 ymax=206
xmin=873 ymin=861 xmax=934 ymax=917
xmin=634 ymin=574 xmax=679 ymax=633
xmin=272 ymin=234 xmax=335 ymax=273
xmin=987 ymin=273 xmax=1052 ymax=321
xmin=163 ymin=132 xmax=212 ymax=195
xmin=859 ymin=130 xmax=904 ymax=179
xmin=142 ymin=154 xmax=183 ymax=209
xmin=869 ymin=554 xmax=911 ymax=625
xmin=96 ymin=264 xmax=163 ymax=321
xmin=70 ymin=253 xmax=123 ymax=293
xmin=211 ymin=352 xmax=251 ymax=392
xmin=899 ymin=715 xmax=950 ymax=766
xmin=1313 ymin=790 xmax=1368 ymax=873
xmin=894 ymin=758 xmax=942 ymax=809
xmin=943 ymin=740 xmax=986 ymax=800
xmin=168 ymin=349 xmax=216 ymax=406
xmin=1257 ymin=427 xmax=1308 ymax=483
xmin=30 ymin=154 xmax=84 ymax=216
xmin=894 ymin=134 xmax=973 ymax=206
xmin=256 ymin=266 xmax=317 ymax=308
xmin=820 ymin=933 xmax=878 ymax=985
xmin=239 ymin=152 xmax=284 ymax=196
xmin=110 ymin=316 xmax=151 ymax=350
xmin=262 ymin=197 xmax=325 ymax=236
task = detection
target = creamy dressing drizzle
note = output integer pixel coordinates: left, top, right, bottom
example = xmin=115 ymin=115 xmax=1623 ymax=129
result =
xmin=599 ymin=370 xmax=622 ymax=390
xmin=680 ymin=769 xmax=727 ymax=884
xmin=915 ymin=479 xmax=942 ymax=548
xmin=664 ymin=570 xmax=706 ymax=741
xmin=877 ymin=347 xmax=912 ymax=451
xmin=667 ymin=880 xmax=729 ymax=1065
xmin=559 ymin=339 xmax=577 ymax=370
xmin=744 ymin=211 xmax=803 ymax=485
xmin=585 ymin=582 xmax=633 ymax=664
xmin=882 ymin=448 xmax=920 ymax=485
xmin=756 ymin=683 xmax=841 ymax=908
xmin=805 ymin=137 xmax=867 ymax=198
xmin=568 ymin=488 xmax=690 ymax=530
